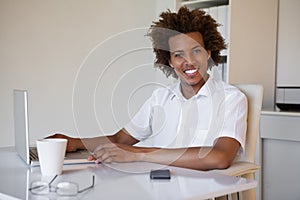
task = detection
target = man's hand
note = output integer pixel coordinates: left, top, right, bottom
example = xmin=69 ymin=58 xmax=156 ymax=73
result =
xmin=88 ymin=143 xmax=142 ymax=163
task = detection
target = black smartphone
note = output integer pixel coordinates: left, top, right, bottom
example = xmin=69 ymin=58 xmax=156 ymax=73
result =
xmin=150 ymin=169 xmax=171 ymax=180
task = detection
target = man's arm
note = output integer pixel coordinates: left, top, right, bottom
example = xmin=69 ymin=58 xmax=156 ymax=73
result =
xmin=91 ymin=137 xmax=240 ymax=170
xmin=140 ymin=137 xmax=240 ymax=170
xmin=48 ymin=128 xmax=139 ymax=152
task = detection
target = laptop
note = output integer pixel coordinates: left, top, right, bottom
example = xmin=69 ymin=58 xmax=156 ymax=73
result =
xmin=13 ymin=89 xmax=93 ymax=166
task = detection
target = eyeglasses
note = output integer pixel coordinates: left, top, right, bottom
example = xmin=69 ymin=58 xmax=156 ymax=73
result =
xmin=29 ymin=175 xmax=95 ymax=196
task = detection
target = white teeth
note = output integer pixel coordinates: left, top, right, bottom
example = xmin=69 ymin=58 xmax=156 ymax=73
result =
xmin=185 ymin=69 xmax=197 ymax=74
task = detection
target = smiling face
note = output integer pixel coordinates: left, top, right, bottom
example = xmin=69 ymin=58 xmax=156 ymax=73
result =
xmin=169 ymin=32 xmax=211 ymax=97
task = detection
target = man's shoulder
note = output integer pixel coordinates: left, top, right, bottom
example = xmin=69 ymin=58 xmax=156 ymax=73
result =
xmin=151 ymin=83 xmax=178 ymax=101
xmin=209 ymin=78 xmax=246 ymax=99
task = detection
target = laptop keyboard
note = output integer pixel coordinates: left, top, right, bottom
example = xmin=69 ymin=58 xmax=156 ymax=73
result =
xmin=29 ymin=147 xmax=39 ymax=161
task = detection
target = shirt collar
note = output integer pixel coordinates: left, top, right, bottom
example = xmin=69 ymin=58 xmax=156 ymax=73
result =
xmin=171 ymin=77 xmax=212 ymax=101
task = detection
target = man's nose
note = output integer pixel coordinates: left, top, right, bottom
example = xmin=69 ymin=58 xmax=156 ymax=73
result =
xmin=183 ymin=53 xmax=196 ymax=66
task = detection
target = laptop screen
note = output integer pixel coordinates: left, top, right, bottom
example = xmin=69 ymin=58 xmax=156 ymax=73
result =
xmin=13 ymin=89 xmax=30 ymax=165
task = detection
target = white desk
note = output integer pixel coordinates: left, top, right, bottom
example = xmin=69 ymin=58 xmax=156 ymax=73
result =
xmin=0 ymin=147 xmax=257 ymax=200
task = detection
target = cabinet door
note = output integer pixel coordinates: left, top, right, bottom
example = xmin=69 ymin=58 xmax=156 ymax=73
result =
xmin=261 ymin=113 xmax=300 ymax=200
xmin=263 ymin=139 xmax=300 ymax=200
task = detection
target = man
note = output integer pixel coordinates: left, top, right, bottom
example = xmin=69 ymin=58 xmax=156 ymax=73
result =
xmin=50 ymin=7 xmax=247 ymax=171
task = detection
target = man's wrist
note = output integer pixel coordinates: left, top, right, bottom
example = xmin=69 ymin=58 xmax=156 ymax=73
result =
xmin=135 ymin=152 xmax=146 ymax=162
xmin=75 ymin=138 xmax=86 ymax=150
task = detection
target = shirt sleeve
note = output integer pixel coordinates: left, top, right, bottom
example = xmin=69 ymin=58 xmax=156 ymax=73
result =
xmin=215 ymin=88 xmax=248 ymax=154
xmin=124 ymin=97 xmax=153 ymax=141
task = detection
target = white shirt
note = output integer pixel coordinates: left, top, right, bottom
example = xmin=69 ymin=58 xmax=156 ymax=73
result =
xmin=124 ymin=77 xmax=248 ymax=153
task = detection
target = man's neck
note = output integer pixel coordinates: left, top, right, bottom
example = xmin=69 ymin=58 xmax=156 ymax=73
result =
xmin=180 ymin=74 xmax=209 ymax=99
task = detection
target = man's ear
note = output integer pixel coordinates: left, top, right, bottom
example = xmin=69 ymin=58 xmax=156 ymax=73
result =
xmin=207 ymin=50 xmax=211 ymax=59
xmin=169 ymin=60 xmax=174 ymax=68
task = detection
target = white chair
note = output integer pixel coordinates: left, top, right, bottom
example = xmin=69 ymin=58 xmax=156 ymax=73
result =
xmin=212 ymin=84 xmax=264 ymax=200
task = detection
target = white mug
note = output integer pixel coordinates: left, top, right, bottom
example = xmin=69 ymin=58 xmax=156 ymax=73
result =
xmin=36 ymin=138 xmax=67 ymax=176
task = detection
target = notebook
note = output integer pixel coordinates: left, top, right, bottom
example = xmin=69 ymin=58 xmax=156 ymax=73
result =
xmin=13 ymin=89 xmax=93 ymax=166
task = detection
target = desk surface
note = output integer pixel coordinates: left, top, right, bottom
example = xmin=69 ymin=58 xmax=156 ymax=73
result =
xmin=0 ymin=147 xmax=257 ymax=200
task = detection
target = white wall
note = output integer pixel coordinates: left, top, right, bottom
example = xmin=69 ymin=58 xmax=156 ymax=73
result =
xmin=0 ymin=0 xmax=171 ymax=147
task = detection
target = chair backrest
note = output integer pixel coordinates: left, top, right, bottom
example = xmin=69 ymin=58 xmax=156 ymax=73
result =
xmin=234 ymin=84 xmax=263 ymax=163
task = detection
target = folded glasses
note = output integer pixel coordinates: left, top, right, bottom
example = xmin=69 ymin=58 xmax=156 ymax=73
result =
xmin=29 ymin=175 xmax=95 ymax=196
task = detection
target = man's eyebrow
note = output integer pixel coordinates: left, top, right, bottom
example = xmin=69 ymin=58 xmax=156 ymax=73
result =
xmin=192 ymin=45 xmax=203 ymax=49
xmin=170 ymin=45 xmax=204 ymax=54
xmin=170 ymin=50 xmax=184 ymax=54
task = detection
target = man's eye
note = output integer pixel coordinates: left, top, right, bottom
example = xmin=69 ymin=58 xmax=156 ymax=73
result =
xmin=192 ymin=49 xmax=201 ymax=54
xmin=174 ymin=53 xmax=183 ymax=58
